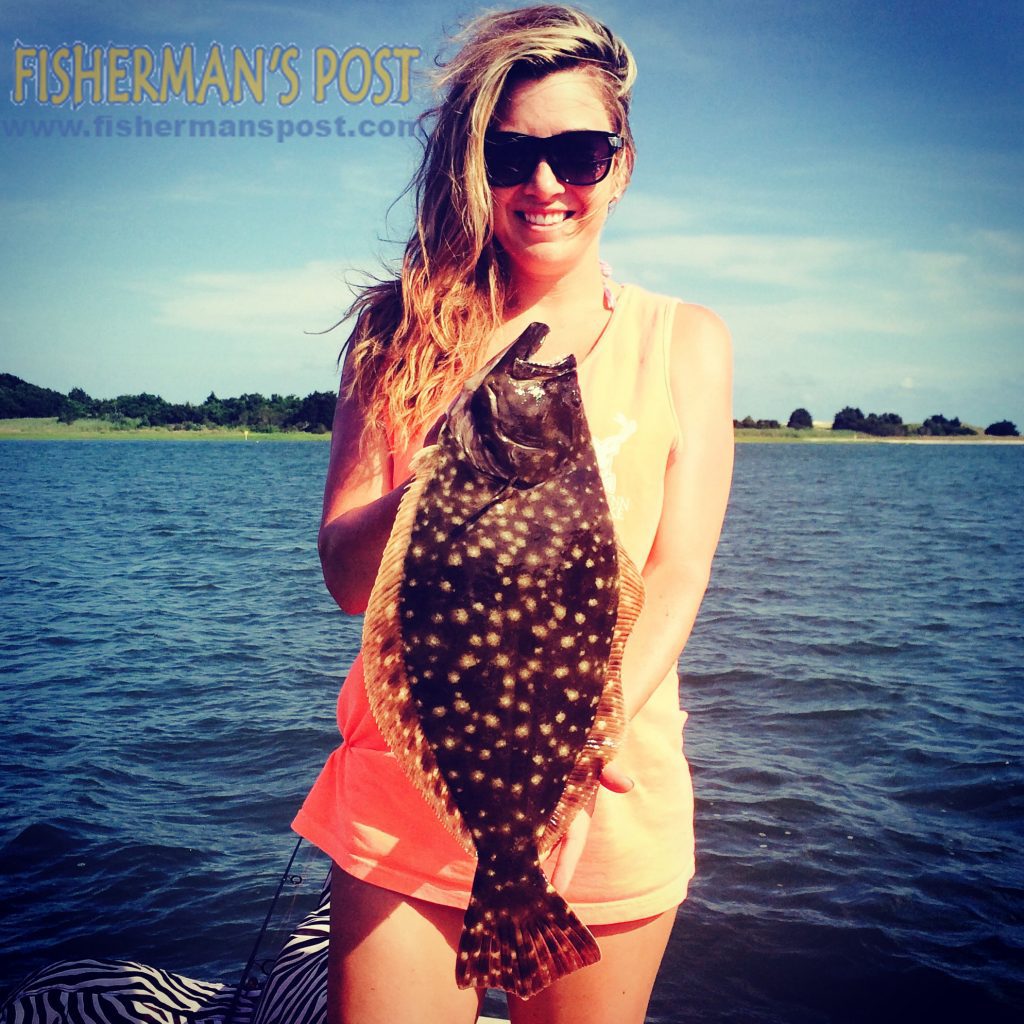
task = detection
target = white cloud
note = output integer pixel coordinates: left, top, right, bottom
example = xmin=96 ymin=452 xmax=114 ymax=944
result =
xmin=144 ymin=259 xmax=367 ymax=335
xmin=606 ymin=226 xmax=1024 ymax=341
xmin=606 ymin=232 xmax=863 ymax=289
xmin=724 ymin=296 xmax=925 ymax=341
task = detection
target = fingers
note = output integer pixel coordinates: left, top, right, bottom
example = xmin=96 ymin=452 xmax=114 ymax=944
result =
xmin=551 ymin=818 xmax=589 ymax=893
xmin=599 ymin=762 xmax=634 ymax=794
xmin=550 ymin=769 xmax=633 ymax=892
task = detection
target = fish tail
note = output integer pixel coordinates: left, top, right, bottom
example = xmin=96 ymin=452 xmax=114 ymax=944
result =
xmin=455 ymin=852 xmax=600 ymax=999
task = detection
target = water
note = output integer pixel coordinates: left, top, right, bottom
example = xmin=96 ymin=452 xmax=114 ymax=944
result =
xmin=1 ymin=440 xmax=1022 ymax=1022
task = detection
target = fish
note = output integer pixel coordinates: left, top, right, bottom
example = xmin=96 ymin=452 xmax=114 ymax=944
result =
xmin=360 ymin=322 xmax=644 ymax=998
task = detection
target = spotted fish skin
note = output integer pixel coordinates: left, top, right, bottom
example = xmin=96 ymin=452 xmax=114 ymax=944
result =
xmin=361 ymin=324 xmax=644 ymax=998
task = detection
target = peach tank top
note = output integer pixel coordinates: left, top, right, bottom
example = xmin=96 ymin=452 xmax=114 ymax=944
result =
xmin=293 ymin=284 xmax=695 ymax=925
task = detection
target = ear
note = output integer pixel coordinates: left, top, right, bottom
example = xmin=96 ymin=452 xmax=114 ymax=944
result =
xmin=609 ymin=154 xmax=632 ymax=202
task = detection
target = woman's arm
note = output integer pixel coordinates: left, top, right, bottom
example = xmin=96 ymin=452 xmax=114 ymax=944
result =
xmin=317 ymin=351 xmax=405 ymax=615
xmin=618 ymin=301 xmax=734 ymax=719
xmin=550 ymin=302 xmax=733 ymax=891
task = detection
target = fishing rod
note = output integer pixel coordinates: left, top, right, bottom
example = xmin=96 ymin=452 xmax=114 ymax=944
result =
xmin=224 ymin=835 xmax=306 ymax=1024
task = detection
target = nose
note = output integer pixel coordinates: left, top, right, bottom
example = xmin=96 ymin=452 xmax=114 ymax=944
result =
xmin=523 ymin=157 xmax=564 ymax=198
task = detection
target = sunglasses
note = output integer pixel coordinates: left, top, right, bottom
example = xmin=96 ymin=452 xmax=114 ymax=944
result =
xmin=484 ymin=130 xmax=623 ymax=188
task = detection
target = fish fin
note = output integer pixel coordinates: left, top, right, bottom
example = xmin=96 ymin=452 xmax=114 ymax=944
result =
xmin=540 ymin=540 xmax=645 ymax=855
xmin=455 ymin=854 xmax=600 ymax=999
xmin=361 ymin=444 xmax=475 ymax=855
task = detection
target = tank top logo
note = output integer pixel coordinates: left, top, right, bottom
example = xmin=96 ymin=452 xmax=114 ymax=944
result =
xmin=592 ymin=414 xmax=637 ymax=522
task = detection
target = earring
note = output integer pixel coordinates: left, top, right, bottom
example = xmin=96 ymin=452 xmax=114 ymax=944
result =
xmin=599 ymin=259 xmax=616 ymax=311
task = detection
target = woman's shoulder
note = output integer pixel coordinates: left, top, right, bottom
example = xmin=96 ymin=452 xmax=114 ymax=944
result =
xmin=666 ymin=300 xmax=732 ymax=428
xmin=670 ymin=301 xmax=731 ymax=359
xmin=617 ymin=283 xmax=730 ymax=368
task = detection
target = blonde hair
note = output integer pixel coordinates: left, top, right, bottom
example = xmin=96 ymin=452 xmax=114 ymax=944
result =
xmin=344 ymin=4 xmax=637 ymax=455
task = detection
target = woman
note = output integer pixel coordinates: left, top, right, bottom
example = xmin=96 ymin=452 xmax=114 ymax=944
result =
xmin=293 ymin=5 xmax=733 ymax=1023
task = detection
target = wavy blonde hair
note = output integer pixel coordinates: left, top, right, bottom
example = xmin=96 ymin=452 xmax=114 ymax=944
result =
xmin=344 ymin=4 xmax=637 ymax=455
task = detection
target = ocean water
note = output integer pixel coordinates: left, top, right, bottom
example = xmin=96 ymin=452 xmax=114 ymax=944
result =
xmin=0 ymin=440 xmax=1021 ymax=1022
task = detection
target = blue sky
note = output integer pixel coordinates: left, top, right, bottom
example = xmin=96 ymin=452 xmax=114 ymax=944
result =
xmin=1 ymin=0 xmax=1021 ymax=427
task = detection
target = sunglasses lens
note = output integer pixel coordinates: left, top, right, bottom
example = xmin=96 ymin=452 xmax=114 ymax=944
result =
xmin=549 ymin=132 xmax=617 ymax=185
xmin=484 ymin=135 xmax=539 ymax=188
xmin=485 ymin=131 xmax=621 ymax=187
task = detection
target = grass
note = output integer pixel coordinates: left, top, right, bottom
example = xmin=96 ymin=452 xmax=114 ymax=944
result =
xmin=734 ymin=426 xmax=855 ymax=442
xmin=1 ymin=418 xmax=1017 ymax=443
xmin=733 ymin=425 xmax=1020 ymax=443
xmin=0 ymin=418 xmax=329 ymax=441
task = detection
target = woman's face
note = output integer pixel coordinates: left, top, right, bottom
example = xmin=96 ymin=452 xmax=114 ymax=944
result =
xmin=489 ymin=68 xmax=625 ymax=285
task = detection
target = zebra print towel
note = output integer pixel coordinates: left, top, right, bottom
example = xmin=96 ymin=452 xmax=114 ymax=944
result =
xmin=0 ymin=884 xmax=329 ymax=1024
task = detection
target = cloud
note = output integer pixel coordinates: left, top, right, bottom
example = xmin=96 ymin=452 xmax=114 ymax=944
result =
xmin=143 ymin=259 xmax=367 ymax=335
xmin=605 ymin=224 xmax=1024 ymax=341
xmin=723 ymin=296 xmax=925 ymax=342
xmin=606 ymin=232 xmax=863 ymax=289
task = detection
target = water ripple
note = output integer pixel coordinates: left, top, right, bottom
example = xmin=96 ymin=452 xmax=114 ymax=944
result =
xmin=2 ymin=440 xmax=1022 ymax=1022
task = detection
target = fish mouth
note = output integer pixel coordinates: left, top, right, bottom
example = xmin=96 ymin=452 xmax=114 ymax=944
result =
xmin=509 ymin=355 xmax=577 ymax=380
xmin=488 ymin=420 xmax=550 ymax=455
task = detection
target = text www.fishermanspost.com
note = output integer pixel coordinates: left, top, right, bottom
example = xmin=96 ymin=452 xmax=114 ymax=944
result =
xmin=1 ymin=114 xmax=418 ymax=144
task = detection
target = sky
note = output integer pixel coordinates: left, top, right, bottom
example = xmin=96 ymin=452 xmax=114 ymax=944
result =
xmin=1 ymin=0 xmax=1022 ymax=427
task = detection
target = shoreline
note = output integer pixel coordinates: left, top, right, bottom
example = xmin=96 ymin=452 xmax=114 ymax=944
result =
xmin=1 ymin=418 xmax=1021 ymax=444
xmin=0 ymin=418 xmax=328 ymax=441
xmin=733 ymin=432 xmax=1024 ymax=445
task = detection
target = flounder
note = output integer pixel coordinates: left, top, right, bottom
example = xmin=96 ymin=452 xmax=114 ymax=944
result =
xmin=361 ymin=323 xmax=644 ymax=998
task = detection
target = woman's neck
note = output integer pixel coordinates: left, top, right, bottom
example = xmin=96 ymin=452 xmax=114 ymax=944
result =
xmin=495 ymin=258 xmax=615 ymax=365
xmin=505 ymin=258 xmax=605 ymax=322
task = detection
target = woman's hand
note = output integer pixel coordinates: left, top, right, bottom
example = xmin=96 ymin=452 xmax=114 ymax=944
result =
xmin=549 ymin=763 xmax=634 ymax=893
xmin=318 ymin=343 xmax=454 ymax=615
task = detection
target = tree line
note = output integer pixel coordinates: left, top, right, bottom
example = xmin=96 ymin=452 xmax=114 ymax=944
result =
xmin=2 ymin=373 xmax=1019 ymax=438
xmin=735 ymin=406 xmax=1019 ymax=438
xmin=0 ymin=373 xmax=336 ymax=433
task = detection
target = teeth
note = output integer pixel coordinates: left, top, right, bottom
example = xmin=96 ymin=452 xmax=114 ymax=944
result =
xmin=522 ymin=211 xmax=567 ymax=225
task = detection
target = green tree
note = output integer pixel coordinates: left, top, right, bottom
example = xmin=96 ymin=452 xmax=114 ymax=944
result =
xmin=0 ymin=373 xmax=66 ymax=418
xmin=787 ymin=407 xmax=812 ymax=429
xmin=200 ymin=392 xmax=228 ymax=426
xmin=919 ymin=413 xmax=974 ymax=437
xmin=985 ymin=420 xmax=1019 ymax=437
xmin=862 ymin=412 xmax=906 ymax=437
xmin=58 ymin=386 xmax=94 ymax=424
xmin=734 ymin=415 xmax=780 ymax=429
xmin=832 ymin=406 xmax=864 ymax=431
xmin=286 ymin=391 xmax=336 ymax=432
xmin=832 ymin=407 xmax=906 ymax=436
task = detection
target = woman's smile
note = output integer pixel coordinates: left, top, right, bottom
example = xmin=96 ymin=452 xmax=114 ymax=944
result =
xmin=518 ymin=208 xmax=573 ymax=227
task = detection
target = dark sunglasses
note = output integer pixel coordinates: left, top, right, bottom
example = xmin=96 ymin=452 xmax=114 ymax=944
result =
xmin=484 ymin=130 xmax=623 ymax=188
